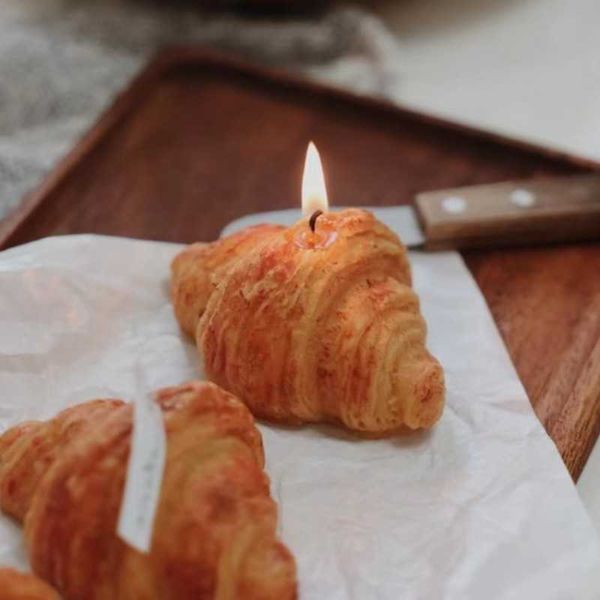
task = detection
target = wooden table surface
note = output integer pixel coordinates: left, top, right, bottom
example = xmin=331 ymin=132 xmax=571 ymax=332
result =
xmin=1 ymin=48 xmax=599 ymax=479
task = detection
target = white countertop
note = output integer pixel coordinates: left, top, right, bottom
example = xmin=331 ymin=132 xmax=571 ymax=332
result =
xmin=370 ymin=0 xmax=600 ymax=161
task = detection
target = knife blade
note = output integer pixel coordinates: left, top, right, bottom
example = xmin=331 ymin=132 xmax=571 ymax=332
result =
xmin=221 ymin=174 xmax=600 ymax=250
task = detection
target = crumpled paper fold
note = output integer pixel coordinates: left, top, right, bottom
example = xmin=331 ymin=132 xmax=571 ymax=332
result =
xmin=0 ymin=231 xmax=599 ymax=599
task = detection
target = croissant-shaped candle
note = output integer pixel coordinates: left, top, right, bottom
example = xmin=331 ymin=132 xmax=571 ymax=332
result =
xmin=0 ymin=568 xmax=59 ymax=599
xmin=0 ymin=381 xmax=296 ymax=599
xmin=172 ymin=209 xmax=445 ymax=433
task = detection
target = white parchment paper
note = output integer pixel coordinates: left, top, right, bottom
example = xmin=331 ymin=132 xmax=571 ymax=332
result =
xmin=0 ymin=231 xmax=599 ymax=599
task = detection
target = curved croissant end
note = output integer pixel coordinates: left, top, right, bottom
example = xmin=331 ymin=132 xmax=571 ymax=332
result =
xmin=172 ymin=209 xmax=445 ymax=433
xmin=0 ymin=568 xmax=59 ymax=599
xmin=0 ymin=381 xmax=296 ymax=600
xmin=172 ymin=224 xmax=284 ymax=337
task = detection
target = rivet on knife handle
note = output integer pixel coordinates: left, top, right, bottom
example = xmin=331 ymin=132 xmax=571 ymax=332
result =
xmin=414 ymin=174 xmax=600 ymax=250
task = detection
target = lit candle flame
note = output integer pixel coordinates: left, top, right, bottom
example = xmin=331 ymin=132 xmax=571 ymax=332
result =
xmin=301 ymin=142 xmax=329 ymax=216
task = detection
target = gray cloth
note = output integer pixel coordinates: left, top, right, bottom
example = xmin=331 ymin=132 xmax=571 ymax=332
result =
xmin=0 ymin=0 xmax=401 ymax=221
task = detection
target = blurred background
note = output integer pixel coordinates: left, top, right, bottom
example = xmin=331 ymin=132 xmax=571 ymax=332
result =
xmin=1 ymin=0 xmax=599 ymax=523
xmin=2 ymin=0 xmax=600 ymax=220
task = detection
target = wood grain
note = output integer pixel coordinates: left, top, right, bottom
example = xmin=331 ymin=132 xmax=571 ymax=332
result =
xmin=0 ymin=47 xmax=598 ymax=479
xmin=466 ymin=245 xmax=600 ymax=480
xmin=415 ymin=174 xmax=600 ymax=250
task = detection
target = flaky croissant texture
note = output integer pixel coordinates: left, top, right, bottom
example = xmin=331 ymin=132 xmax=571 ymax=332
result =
xmin=0 ymin=381 xmax=296 ymax=600
xmin=172 ymin=208 xmax=445 ymax=433
xmin=0 ymin=568 xmax=59 ymax=599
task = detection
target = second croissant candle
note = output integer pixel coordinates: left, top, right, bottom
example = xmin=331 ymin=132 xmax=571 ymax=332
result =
xmin=171 ymin=143 xmax=445 ymax=433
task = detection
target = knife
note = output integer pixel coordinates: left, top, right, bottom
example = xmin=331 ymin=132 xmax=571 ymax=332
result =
xmin=221 ymin=174 xmax=600 ymax=250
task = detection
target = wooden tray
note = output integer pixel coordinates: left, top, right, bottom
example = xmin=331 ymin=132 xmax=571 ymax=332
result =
xmin=1 ymin=48 xmax=599 ymax=480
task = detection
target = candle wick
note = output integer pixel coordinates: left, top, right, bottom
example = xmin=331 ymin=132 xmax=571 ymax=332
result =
xmin=309 ymin=210 xmax=323 ymax=232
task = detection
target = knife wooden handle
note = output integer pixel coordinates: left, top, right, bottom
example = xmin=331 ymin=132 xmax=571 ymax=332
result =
xmin=414 ymin=174 xmax=600 ymax=250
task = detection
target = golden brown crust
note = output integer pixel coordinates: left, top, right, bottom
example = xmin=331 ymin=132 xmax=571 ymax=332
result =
xmin=0 ymin=400 xmax=123 ymax=522
xmin=0 ymin=568 xmax=59 ymax=599
xmin=171 ymin=224 xmax=285 ymax=337
xmin=0 ymin=382 xmax=296 ymax=600
xmin=172 ymin=209 xmax=445 ymax=432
